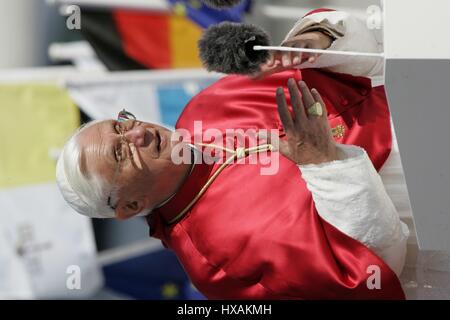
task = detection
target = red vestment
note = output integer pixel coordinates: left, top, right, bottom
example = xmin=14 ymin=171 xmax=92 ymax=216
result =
xmin=149 ymin=68 xmax=405 ymax=299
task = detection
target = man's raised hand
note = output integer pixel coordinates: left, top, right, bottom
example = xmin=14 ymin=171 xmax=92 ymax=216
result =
xmin=275 ymin=79 xmax=339 ymax=165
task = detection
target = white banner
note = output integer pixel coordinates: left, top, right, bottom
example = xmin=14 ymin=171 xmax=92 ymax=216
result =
xmin=0 ymin=183 xmax=103 ymax=299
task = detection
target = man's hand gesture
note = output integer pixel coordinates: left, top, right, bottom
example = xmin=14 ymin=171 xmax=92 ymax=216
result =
xmin=275 ymin=79 xmax=339 ymax=165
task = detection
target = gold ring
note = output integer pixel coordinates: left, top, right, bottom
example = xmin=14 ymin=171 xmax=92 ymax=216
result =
xmin=307 ymin=102 xmax=323 ymax=117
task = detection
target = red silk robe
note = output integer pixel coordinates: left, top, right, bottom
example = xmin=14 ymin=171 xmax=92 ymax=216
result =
xmin=149 ymin=68 xmax=405 ymax=299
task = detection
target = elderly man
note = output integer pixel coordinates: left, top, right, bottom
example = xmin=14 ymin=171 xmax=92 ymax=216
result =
xmin=57 ymin=9 xmax=409 ymax=299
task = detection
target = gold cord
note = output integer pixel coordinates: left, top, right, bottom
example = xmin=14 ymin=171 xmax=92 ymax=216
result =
xmin=167 ymin=143 xmax=274 ymax=224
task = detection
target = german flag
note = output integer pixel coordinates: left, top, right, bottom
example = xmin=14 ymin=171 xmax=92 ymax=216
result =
xmin=80 ymin=0 xmax=252 ymax=71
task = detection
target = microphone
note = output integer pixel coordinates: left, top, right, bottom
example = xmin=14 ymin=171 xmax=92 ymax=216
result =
xmin=198 ymin=22 xmax=271 ymax=75
xmin=201 ymin=0 xmax=244 ymax=9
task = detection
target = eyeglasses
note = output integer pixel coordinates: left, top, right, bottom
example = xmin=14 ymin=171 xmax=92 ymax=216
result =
xmin=107 ymin=109 xmax=137 ymax=210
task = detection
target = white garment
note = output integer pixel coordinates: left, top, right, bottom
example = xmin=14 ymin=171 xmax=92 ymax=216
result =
xmin=287 ymin=10 xmax=410 ymax=276
xmin=300 ymin=145 xmax=409 ymax=277
xmin=283 ymin=10 xmax=384 ymax=77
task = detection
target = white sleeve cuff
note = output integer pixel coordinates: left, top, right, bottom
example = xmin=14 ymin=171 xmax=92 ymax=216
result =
xmin=299 ymin=144 xmax=409 ymax=275
xmin=299 ymin=143 xmax=366 ymax=172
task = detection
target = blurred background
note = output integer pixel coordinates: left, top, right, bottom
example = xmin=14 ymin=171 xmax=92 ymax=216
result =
xmin=1 ymin=0 xmax=449 ymax=300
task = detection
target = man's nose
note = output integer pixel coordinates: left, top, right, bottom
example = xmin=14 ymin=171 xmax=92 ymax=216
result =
xmin=124 ymin=125 xmax=149 ymax=147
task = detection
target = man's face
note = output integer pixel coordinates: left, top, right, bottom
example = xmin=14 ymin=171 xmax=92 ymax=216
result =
xmin=77 ymin=119 xmax=189 ymax=218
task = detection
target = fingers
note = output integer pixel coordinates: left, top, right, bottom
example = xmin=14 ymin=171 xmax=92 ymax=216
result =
xmin=298 ymin=81 xmax=315 ymax=114
xmin=292 ymin=52 xmax=302 ymax=65
xmin=266 ymin=51 xmax=282 ymax=67
xmin=266 ymin=53 xmax=275 ymax=67
xmin=290 ymin=44 xmax=304 ymax=66
xmin=283 ymin=35 xmax=319 ymax=65
xmin=308 ymin=53 xmax=319 ymax=64
xmin=281 ymin=50 xmax=304 ymax=67
xmin=267 ymin=52 xmax=283 ymax=68
xmin=278 ymin=80 xmax=326 ymax=125
xmin=292 ymin=42 xmax=307 ymax=65
xmin=269 ymin=50 xmax=303 ymax=68
xmin=287 ymin=78 xmax=306 ymax=122
xmin=263 ymin=46 xmax=306 ymax=77
xmin=276 ymin=87 xmax=294 ymax=132
xmin=281 ymin=52 xmax=293 ymax=67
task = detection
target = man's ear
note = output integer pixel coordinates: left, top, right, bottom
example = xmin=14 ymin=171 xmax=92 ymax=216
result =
xmin=115 ymin=198 xmax=148 ymax=220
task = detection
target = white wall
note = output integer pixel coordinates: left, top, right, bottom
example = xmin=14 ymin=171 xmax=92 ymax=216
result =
xmin=0 ymin=0 xmax=63 ymax=69
xmin=384 ymin=0 xmax=450 ymax=59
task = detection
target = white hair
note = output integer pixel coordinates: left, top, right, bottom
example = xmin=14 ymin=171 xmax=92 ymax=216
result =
xmin=56 ymin=120 xmax=118 ymax=218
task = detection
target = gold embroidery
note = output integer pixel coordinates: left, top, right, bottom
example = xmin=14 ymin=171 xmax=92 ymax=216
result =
xmin=332 ymin=125 xmax=345 ymax=139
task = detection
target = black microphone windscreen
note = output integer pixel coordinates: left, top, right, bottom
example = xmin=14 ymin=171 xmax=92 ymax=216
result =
xmin=198 ymin=22 xmax=271 ymax=75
